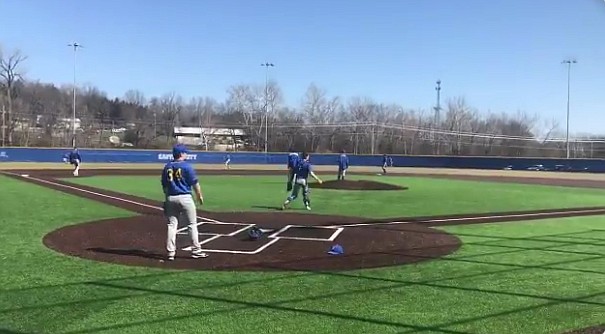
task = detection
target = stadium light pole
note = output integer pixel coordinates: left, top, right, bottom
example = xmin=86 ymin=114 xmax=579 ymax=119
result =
xmin=434 ymin=79 xmax=441 ymax=124
xmin=562 ymin=59 xmax=577 ymax=159
xmin=68 ymin=42 xmax=83 ymax=148
xmin=433 ymin=79 xmax=442 ymax=154
xmin=261 ymin=62 xmax=274 ymax=154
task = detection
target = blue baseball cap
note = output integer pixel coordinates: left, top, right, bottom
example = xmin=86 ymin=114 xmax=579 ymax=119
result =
xmin=172 ymin=144 xmax=189 ymax=159
xmin=327 ymin=244 xmax=344 ymax=255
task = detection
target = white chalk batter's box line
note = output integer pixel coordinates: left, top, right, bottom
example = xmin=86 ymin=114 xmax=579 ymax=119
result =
xmin=178 ymin=221 xmax=344 ymax=241
xmin=268 ymin=224 xmax=344 ymax=242
xmin=176 ymin=221 xmax=254 ymax=237
xmin=177 ymin=221 xmax=344 ymax=254
xmin=178 ymin=222 xmax=343 ymax=242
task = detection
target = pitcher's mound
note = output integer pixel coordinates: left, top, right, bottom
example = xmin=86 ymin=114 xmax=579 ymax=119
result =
xmin=311 ymin=179 xmax=407 ymax=191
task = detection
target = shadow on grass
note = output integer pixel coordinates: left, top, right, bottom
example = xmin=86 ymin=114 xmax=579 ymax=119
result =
xmin=2 ymin=229 xmax=604 ymax=334
xmin=86 ymin=247 xmax=165 ymax=260
xmin=14 ymin=242 xmax=601 ymax=334
xmin=250 ymin=205 xmax=286 ymax=211
xmin=79 ymin=281 xmax=472 ymax=334
xmin=78 ymin=269 xmax=605 ymax=334
xmin=0 ymin=328 xmax=35 ymax=334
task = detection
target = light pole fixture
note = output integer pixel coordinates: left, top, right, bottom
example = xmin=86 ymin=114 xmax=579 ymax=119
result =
xmin=261 ymin=62 xmax=274 ymax=154
xmin=68 ymin=42 xmax=83 ymax=148
xmin=562 ymin=59 xmax=577 ymax=159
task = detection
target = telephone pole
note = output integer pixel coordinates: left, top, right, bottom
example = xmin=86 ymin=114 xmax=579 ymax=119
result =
xmin=68 ymin=42 xmax=83 ymax=148
xmin=562 ymin=59 xmax=577 ymax=159
xmin=261 ymin=62 xmax=274 ymax=153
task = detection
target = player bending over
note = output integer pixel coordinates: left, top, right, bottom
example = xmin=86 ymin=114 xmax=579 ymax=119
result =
xmin=282 ymin=152 xmax=323 ymax=211
xmin=69 ymin=148 xmax=81 ymax=176
xmin=161 ymin=144 xmax=208 ymax=261
xmin=286 ymin=149 xmax=300 ymax=191
xmin=337 ymin=149 xmax=349 ymax=180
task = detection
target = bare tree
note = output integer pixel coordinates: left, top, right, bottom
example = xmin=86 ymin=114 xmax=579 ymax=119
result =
xmin=442 ymin=97 xmax=474 ymax=155
xmin=302 ymin=83 xmax=330 ymax=151
xmin=0 ymin=47 xmax=27 ymax=145
xmin=123 ymin=89 xmax=147 ymax=107
xmin=158 ymin=92 xmax=183 ymax=144
xmin=226 ymin=84 xmax=264 ymax=150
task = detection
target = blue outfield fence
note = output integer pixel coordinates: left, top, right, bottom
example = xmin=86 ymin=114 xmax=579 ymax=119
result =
xmin=0 ymin=147 xmax=604 ymax=172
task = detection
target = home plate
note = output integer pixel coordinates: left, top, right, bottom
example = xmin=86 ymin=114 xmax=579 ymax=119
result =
xmin=21 ymin=174 xmax=29 ymax=177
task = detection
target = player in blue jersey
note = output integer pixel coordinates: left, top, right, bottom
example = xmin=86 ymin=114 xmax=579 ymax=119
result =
xmin=286 ymin=150 xmax=300 ymax=191
xmin=282 ymin=152 xmax=323 ymax=211
xmin=381 ymin=154 xmax=390 ymax=174
xmin=224 ymin=153 xmax=231 ymax=169
xmin=337 ymin=149 xmax=349 ymax=180
xmin=68 ymin=148 xmax=81 ymax=176
xmin=161 ymin=144 xmax=208 ymax=261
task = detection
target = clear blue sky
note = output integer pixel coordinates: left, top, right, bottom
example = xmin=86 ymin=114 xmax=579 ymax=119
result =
xmin=2 ymin=0 xmax=604 ymax=134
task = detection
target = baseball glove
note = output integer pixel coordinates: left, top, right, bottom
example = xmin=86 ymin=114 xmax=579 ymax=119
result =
xmin=286 ymin=181 xmax=293 ymax=191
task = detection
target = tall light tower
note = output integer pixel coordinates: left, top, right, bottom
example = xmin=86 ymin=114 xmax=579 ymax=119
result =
xmin=562 ymin=59 xmax=577 ymax=159
xmin=68 ymin=42 xmax=83 ymax=148
xmin=261 ymin=62 xmax=274 ymax=154
xmin=434 ymin=80 xmax=442 ymax=124
xmin=432 ymin=80 xmax=442 ymax=154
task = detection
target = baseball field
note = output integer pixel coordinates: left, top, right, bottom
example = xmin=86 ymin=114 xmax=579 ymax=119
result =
xmin=0 ymin=163 xmax=604 ymax=334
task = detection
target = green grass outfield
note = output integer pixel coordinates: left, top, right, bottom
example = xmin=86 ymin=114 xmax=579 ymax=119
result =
xmin=65 ymin=173 xmax=605 ymax=219
xmin=0 ymin=173 xmax=604 ymax=334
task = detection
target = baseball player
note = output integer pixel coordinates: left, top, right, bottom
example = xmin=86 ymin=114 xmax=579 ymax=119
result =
xmin=337 ymin=150 xmax=349 ymax=180
xmin=69 ymin=148 xmax=81 ymax=176
xmin=161 ymin=144 xmax=208 ymax=261
xmin=224 ymin=153 xmax=231 ymax=170
xmin=286 ymin=150 xmax=300 ymax=191
xmin=381 ymin=154 xmax=390 ymax=174
xmin=282 ymin=152 xmax=323 ymax=211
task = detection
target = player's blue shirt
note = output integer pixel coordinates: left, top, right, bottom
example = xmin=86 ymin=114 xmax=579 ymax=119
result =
xmin=338 ymin=154 xmax=349 ymax=169
xmin=161 ymin=161 xmax=198 ymax=196
xmin=288 ymin=153 xmax=300 ymax=169
xmin=225 ymin=154 xmax=231 ymax=161
xmin=295 ymin=160 xmax=313 ymax=180
xmin=382 ymin=155 xmax=388 ymax=164
xmin=69 ymin=152 xmax=81 ymax=162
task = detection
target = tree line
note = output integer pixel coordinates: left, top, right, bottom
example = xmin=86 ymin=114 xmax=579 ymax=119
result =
xmin=2 ymin=45 xmax=604 ymax=158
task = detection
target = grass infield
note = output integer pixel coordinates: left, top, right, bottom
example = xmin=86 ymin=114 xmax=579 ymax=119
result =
xmin=66 ymin=174 xmax=605 ymax=218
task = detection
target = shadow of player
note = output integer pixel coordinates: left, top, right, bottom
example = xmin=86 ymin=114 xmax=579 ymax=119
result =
xmin=86 ymin=247 xmax=164 ymax=260
xmin=251 ymin=205 xmax=306 ymax=211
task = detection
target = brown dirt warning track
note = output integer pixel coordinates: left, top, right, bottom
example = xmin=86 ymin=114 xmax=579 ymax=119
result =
xmin=3 ymin=168 xmax=605 ymax=272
